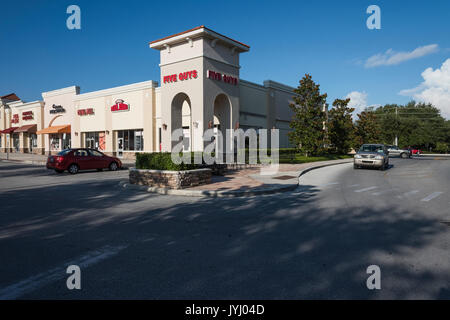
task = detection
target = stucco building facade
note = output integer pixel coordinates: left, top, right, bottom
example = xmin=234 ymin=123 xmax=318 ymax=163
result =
xmin=1 ymin=26 xmax=297 ymax=158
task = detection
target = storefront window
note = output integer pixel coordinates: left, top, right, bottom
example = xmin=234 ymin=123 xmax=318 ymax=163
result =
xmin=50 ymin=134 xmax=60 ymax=150
xmin=30 ymin=134 xmax=37 ymax=148
xmin=135 ymin=131 xmax=143 ymax=151
xmin=116 ymin=129 xmax=143 ymax=151
xmin=13 ymin=134 xmax=20 ymax=151
xmin=84 ymin=132 xmax=106 ymax=150
xmin=62 ymin=134 xmax=71 ymax=150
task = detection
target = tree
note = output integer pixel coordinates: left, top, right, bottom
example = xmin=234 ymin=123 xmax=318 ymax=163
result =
xmin=373 ymin=101 xmax=448 ymax=149
xmin=288 ymin=74 xmax=328 ymax=156
xmin=355 ymin=109 xmax=381 ymax=146
xmin=328 ymin=98 xmax=355 ymax=154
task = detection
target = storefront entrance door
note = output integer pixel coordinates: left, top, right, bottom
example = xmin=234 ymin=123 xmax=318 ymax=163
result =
xmin=117 ymin=137 xmax=123 ymax=158
xmin=27 ymin=134 xmax=32 ymax=153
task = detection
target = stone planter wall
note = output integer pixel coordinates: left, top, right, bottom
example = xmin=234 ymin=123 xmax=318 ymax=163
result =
xmin=129 ymin=168 xmax=212 ymax=189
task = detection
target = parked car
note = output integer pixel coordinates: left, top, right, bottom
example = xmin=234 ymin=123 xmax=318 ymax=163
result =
xmin=354 ymin=144 xmax=389 ymax=170
xmin=46 ymin=148 xmax=122 ymax=174
xmin=410 ymin=147 xmax=421 ymax=155
xmin=387 ymin=145 xmax=411 ymax=159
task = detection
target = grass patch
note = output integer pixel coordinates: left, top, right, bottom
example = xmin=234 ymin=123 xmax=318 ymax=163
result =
xmin=279 ymin=154 xmax=353 ymax=164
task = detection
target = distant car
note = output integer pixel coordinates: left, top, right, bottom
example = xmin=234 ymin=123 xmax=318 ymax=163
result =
xmin=410 ymin=148 xmax=421 ymax=155
xmin=387 ymin=145 xmax=411 ymax=159
xmin=354 ymin=144 xmax=389 ymax=170
xmin=46 ymin=148 xmax=122 ymax=174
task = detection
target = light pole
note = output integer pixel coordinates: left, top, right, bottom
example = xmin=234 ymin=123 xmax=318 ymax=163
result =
xmin=6 ymin=134 xmax=10 ymax=160
xmin=394 ymin=106 xmax=399 ymax=146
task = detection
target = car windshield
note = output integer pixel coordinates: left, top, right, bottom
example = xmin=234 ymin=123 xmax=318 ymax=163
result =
xmin=57 ymin=149 xmax=71 ymax=156
xmin=359 ymin=145 xmax=384 ymax=153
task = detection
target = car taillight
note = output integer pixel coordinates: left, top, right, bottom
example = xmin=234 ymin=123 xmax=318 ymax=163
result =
xmin=55 ymin=156 xmax=64 ymax=162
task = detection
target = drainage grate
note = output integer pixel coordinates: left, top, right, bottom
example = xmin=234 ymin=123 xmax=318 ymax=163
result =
xmin=440 ymin=221 xmax=450 ymax=226
xmin=273 ymin=175 xmax=297 ymax=180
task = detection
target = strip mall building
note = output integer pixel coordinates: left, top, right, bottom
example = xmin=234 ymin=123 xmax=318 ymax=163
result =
xmin=0 ymin=26 xmax=297 ymax=158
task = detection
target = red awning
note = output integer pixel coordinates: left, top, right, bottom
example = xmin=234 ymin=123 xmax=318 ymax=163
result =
xmin=15 ymin=124 xmax=37 ymax=133
xmin=0 ymin=127 xmax=18 ymax=134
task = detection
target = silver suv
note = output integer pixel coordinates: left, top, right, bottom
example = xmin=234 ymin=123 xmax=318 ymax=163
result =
xmin=354 ymin=144 xmax=389 ymax=170
xmin=387 ymin=145 xmax=411 ymax=159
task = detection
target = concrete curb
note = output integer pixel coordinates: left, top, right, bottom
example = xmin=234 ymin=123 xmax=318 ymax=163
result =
xmin=121 ymin=158 xmax=353 ymax=198
xmin=415 ymin=154 xmax=450 ymax=158
xmin=0 ymin=159 xmax=47 ymax=166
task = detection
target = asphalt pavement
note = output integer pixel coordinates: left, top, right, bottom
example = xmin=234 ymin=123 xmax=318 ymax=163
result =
xmin=0 ymin=157 xmax=449 ymax=299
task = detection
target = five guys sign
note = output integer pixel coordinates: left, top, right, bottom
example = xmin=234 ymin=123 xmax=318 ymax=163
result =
xmin=163 ymin=70 xmax=198 ymax=84
xmin=207 ymin=70 xmax=238 ymax=85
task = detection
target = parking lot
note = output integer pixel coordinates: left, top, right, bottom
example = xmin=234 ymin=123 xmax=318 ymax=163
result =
xmin=0 ymin=157 xmax=449 ymax=299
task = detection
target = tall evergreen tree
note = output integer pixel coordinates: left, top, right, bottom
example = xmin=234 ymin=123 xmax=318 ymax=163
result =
xmin=288 ymin=74 xmax=327 ymax=156
xmin=328 ymin=98 xmax=355 ymax=154
xmin=355 ymin=109 xmax=381 ymax=146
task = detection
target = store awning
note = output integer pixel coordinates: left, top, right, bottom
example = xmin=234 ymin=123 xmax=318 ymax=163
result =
xmin=0 ymin=127 xmax=19 ymax=134
xmin=15 ymin=124 xmax=37 ymax=133
xmin=36 ymin=125 xmax=71 ymax=135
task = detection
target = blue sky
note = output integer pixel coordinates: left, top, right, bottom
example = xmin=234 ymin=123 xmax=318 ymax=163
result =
xmin=1 ymin=0 xmax=450 ymax=117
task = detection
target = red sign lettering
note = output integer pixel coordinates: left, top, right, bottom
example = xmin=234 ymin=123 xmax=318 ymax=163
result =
xmin=111 ymin=99 xmax=129 ymax=112
xmin=22 ymin=111 xmax=34 ymax=120
xmin=163 ymin=70 xmax=197 ymax=84
xmin=207 ymin=70 xmax=238 ymax=85
xmin=77 ymin=108 xmax=95 ymax=116
xmin=11 ymin=114 xmax=19 ymax=124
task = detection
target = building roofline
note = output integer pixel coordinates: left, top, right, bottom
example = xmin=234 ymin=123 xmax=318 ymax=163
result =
xmin=73 ymin=80 xmax=158 ymax=101
xmin=150 ymin=25 xmax=250 ymax=50
xmin=0 ymin=93 xmax=20 ymax=102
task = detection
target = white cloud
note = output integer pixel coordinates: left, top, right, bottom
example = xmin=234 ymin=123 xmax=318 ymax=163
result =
xmin=365 ymin=44 xmax=439 ymax=68
xmin=345 ymin=91 xmax=368 ymax=115
xmin=400 ymin=58 xmax=450 ymax=119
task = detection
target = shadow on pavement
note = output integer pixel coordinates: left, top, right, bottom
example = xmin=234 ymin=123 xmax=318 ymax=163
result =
xmin=0 ymin=178 xmax=448 ymax=299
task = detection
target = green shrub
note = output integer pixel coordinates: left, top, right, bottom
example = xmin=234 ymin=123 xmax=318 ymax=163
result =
xmin=435 ymin=142 xmax=449 ymax=154
xmin=136 ymin=152 xmax=200 ymax=171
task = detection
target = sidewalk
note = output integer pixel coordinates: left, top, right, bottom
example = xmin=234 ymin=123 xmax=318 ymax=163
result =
xmin=122 ymin=159 xmax=353 ymax=197
xmin=0 ymin=152 xmax=136 ymax=167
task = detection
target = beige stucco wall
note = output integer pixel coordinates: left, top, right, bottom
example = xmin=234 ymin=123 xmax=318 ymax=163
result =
xmin=157 ymin=35 xmax=242 ymax=152
xmin=0 ymin=101 xmax=44 ymax=152
xmin=41 ymin=86 xmax=80 ymax=153
xmin=7 ymin=101 xmax=45 ymax=152
xmin=73 ymin=80 xmax=157 ymax=154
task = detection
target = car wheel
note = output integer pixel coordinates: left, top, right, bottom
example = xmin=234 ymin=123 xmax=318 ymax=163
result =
xmin=68 ymin=164 xmax=79 ymax=174
xmin=55 ymin=169 xmax=64 ymax=174
xmin=109 ymin=162 xmax=118 ymax=171
xmin=401 ymin=152 xmax=408 ymax=159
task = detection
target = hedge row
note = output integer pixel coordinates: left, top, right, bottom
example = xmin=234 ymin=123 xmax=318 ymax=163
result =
xmin=136 ymin=152 xmax=200 ymax=171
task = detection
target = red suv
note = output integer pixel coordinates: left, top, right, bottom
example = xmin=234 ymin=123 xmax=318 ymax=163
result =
xmin=46 ymin=148 xmax=122 ymax=174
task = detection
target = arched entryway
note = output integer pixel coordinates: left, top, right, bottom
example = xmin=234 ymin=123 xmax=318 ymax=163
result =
xmin=171 ymin=92 xmax=192 ymax=151
xmin=213 ymin=94 xmax=232 ymax=155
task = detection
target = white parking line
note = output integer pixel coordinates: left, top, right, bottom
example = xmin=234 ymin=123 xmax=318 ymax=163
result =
xmin=0 ymin=245 xmax=127 ymax=300
xmin=402 ymin=190 xmax=420 ymax=197
xmin=321 ymin=182 xmax=339 ymax=187
xmin=354 ymin=186 xmax=378 ymax=193
xmin=373 ymin=189 xmax=394 ymax=196
xmin=420 ymin=192 xmax=443 ymax=202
